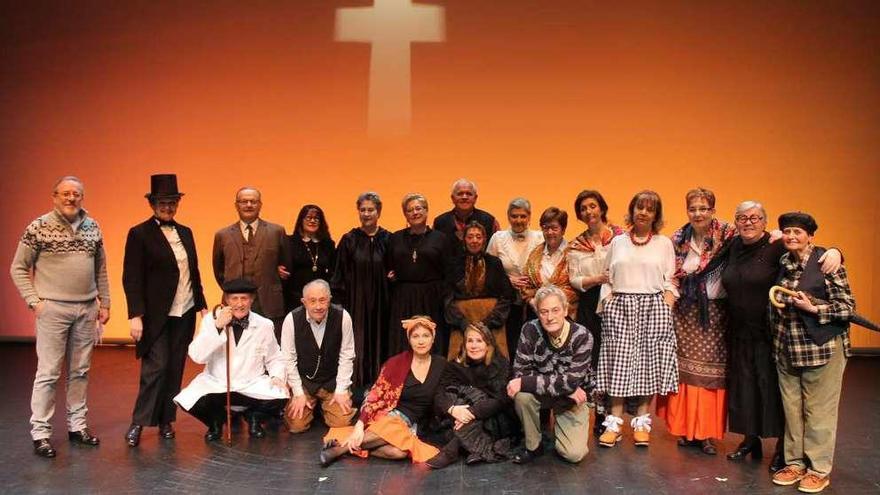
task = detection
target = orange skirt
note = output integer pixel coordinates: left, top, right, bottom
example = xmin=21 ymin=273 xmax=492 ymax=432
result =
xmin=656 ymin=383 xmax=726 ymax=440
xmin=323 ymin=414 xmax=440 ymax=463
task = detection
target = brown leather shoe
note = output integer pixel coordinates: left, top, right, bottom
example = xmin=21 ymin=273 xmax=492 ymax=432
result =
xmin=772 ymin=465 xmax=807 ymax=486
xmin=33 ymin=439 xmax=57 ymax=458
xmin=798 ymin=473 xmax=830 ymax=493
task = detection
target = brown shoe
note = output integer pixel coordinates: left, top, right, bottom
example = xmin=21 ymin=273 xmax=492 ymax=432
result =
xmin=798 ymin=473 xmax=830 ymax=493
xmin=772 ymin=465 xmax=807 ymax=486
xmin=598 ymin=429 xmax=622 ymax=447
xmin=630 ymin=414 xmax=651 ymax=447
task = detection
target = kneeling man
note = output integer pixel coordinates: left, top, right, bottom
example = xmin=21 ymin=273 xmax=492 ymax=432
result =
xmin=281 ymin=279 xmax=356 ymax=433
xmin=507 ymin=285 xmax=593 ymax=463
xmin=174 ymin=278 xmax=289 ymax=440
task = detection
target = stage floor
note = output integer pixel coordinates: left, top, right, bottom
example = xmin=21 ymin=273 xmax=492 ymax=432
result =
xmin=1 ymin=344 xmax=877 ymax=494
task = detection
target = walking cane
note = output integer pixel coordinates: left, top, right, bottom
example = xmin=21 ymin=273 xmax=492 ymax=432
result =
xmin=225 ymin=322 xmax=233 ymax=445
xmin=214 ymin=304 xmax=234 ymax=445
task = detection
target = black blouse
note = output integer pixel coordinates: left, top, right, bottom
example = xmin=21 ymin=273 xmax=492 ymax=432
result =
xmin=285 ymin=236 xmax=336 ymax=310
xmin=721 ymin=232 xmax=786 ymax=342
xmin=395 ymin=356 xmax=446 ymax=423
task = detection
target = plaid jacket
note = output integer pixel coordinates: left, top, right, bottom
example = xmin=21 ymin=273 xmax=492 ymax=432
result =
xmin=771 ymin=245 xmax=855 ymax=368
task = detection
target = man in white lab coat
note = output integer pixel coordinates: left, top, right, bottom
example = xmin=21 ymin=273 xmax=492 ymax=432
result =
xmin=174 ymin=278 xmax=289 ymax=441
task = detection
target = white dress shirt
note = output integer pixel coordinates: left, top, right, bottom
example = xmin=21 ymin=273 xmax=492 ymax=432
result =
xmin=487 ymin=229 xmax=543 ymax=276
xmin=158 ymin=221 xmax=194 ymax=317
xmin=280 ymin=309 xmax=355 ymax=396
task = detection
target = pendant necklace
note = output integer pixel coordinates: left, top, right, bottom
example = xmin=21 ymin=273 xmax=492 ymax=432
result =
xmin=304 ymin=239 xmax=319 ymax=272
xmin=410 ymin=230 xmax=425 ymax=263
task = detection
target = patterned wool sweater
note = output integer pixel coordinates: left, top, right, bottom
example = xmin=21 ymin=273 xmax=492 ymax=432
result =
xmin=10 ymin=209 xmax=110 ymax=307
xmin=513 ymin=318 xmax=592 ymax=397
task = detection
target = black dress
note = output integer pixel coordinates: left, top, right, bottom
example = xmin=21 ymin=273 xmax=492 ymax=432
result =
xmin=396 ymin=356 xmax=448 ymax=425
xmin=721 ymin=233 xmax=785 ymax=438
xmin=330 ymin=227 xmax=391 ymax=387
xmin=434 ymin=356 xmax=519 ymax=462
xmin=284 ymin=236 xmax=336 ymax=312
xmin=385 ymin=227 xmax=453 ymax=358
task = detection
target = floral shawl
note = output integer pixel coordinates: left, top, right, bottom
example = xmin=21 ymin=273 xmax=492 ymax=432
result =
xmin=569 ymin=224 xmax=625 ymax=253
xmin=522 ymin=242 xmax=577 ymax=318
xmin=358 ymin=351 xmax=413 ymax=426
xmin=671 ymin=218 xmax=736 ymax=328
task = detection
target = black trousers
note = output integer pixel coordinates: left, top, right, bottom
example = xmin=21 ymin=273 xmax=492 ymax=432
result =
xmin=186 ymin=392 xmax=286 ymax=427
xmin=131 ymin=308 xmax=196 ymax=426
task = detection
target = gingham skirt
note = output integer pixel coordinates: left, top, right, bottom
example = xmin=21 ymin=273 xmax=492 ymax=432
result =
xmin=596 ymin=293 xmax=679 ymax=397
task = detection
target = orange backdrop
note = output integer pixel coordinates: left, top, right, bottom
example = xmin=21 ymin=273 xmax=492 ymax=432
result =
xmin=2 ymin=1 xmax=878 ymax=347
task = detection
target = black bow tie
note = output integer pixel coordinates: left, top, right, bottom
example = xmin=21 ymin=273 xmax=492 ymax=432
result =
xmin=156 ymin=219 xmax=177 ymax=228
xmin=230 ymin=317 xmax=249 ymax=344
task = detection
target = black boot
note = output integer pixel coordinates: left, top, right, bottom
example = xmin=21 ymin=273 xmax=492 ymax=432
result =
xmin=426 ymin=439 xmax=461 ymax=469
xmin=205 ymin=421 xmax=223 ymax=442
xmin=769 ymin=438 xmax=785 ymax=472
xmin=247 ymin=412 xmax=266 ymax=439
xmin=727 ymin=435 xmax=762 ymax=460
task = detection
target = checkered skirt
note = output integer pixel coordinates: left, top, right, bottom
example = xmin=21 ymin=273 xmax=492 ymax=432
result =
xmin=596 ymin=293 xmax=679 ymax=397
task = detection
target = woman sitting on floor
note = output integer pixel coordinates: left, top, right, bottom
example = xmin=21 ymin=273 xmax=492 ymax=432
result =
xmin=320 ymin=316 xmax=447 ymax=466
xmin=426 ymin=322 xmax=519 ymax=469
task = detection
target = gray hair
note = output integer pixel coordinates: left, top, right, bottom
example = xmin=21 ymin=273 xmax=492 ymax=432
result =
xmin=357 ymin=191 xmax=382 ymax=212
xmin=534 ymin=285 xmax=568 ymax=310
xmin=451 ymin=178 xmax=477 ymax=194
xmin=302 ymin=279 xmax=331 ymax=298
xmin=401 ymin=193 xmax=428 ymax=213
xmin=53 ymin=175 xmax=84 ymax=194
xmin=507 ymin=197 xmax=531 ymax=215
xmin=235 ymin=186 xmax=261 ymax=200
xmin=735 ymin=200 xmax=767 ymax=220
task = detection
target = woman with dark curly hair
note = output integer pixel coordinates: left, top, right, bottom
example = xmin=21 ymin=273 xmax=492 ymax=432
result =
xmin=284 ymin=204 xmax=336 ymax=312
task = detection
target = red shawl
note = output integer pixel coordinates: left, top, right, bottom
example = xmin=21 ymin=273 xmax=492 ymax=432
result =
xmin=359 ymin=351 xmax=413 ymax=426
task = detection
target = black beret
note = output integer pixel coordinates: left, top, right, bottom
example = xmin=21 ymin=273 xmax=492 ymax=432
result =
xmin=221 ymin=278 xmax=258 ymax=294
xmin=778 ymin=212 xmax=818 ymax=235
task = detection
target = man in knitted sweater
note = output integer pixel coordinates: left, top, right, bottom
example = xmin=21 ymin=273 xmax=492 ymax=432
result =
xmin=507 ymin=285 xmax=592 ymax=464
xmin=10 ymin=176 xmax=111 ymax=458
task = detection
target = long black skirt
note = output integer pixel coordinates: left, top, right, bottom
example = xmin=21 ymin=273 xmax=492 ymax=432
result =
xmin=727 ymin=336 xmax=784 ymax=438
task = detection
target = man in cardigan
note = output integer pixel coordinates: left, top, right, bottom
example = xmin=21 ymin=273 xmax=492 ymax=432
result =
xmin=10 ymin=176 xmax=111 ymax=458
xmin=507 ymin=285 xmax=592 ymax=464
xmin=433 ymin=178 xmax=500 ymax=249
xmin=212 ymin=187 xmax=290 ymax=342
xmin=281 ymin=279 xmax=356 ymax=433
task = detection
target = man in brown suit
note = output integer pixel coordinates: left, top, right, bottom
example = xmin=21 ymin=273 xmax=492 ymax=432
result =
xmin=213 ymin=187 xmax=290 ymax=340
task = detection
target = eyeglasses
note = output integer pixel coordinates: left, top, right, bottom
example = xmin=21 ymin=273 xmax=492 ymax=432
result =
xmin=735 ymin=215 xmax=764 ymax=224
xmin=304 ymin=216 xmax=320 ymax=223
xmin=236 ymin=199 xmax=260 ymax=206
xmin=687 ymin=207 xmax=713 ymax=215
xmin=55 ymin=191 xmax=83 ymax=200
xmin=405 ymin=206 xmax=426 ymax=214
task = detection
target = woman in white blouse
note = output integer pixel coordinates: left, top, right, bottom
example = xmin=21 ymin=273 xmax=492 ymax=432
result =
xmin=567 ymin=189 xmax=625 ymax=434
xmin=595 ymin=190 xmax=678 ymax=449
xmin=486 ymin=198 xmax=543 ymax=354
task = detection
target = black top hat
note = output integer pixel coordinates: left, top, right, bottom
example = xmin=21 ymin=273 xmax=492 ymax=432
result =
xmin=145 ymin=174 xmax=184 ymax=199
xmin=221 ymin=278 xmax=258 ymax=294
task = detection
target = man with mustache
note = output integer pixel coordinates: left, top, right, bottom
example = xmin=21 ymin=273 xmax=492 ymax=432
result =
xmin=10 ymin=176 xmax=111 ymax=458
